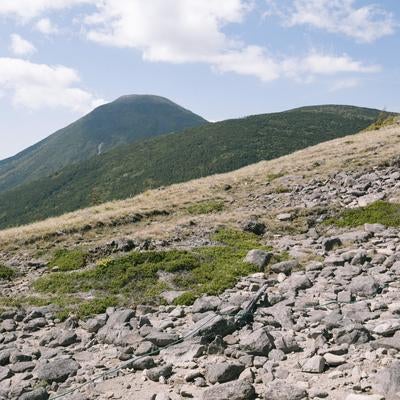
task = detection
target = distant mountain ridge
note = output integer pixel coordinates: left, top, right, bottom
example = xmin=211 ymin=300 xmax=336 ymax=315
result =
xmin=0 ymin=104 xmax=387 ymax=229
xmin=0 ymin=95 xmax=207 ymax=192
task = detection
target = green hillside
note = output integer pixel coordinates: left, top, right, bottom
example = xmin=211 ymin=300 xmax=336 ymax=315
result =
xmin=0 ymin=105 xmax=386 ymax=229
xmin=0 ymin=95 xmax=207 ymax=192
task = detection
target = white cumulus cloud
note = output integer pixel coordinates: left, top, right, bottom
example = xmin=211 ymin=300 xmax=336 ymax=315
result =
xmin=273 ymin=0 xmax=397 ymax=43
xmin=0 ymin=58 xmax=104 ymax=112
xmin=83 ymin=0 xmax=380 ymax=82
xmin=330 ymin=78 xmax=361 ymax=92
xmin=9 ymin=34 xmax=37 ymax=57
xmin=286 ymin=52 xmax=380 ymax=77
xmin=35 ymin=18 xmax=59 ymax=34
xmin=84 ymin=0 xmax=251 ymax=62
xmin=0 ymin=0 xmax=94 ymax=21
xmin=0 ymin=0 xmax=386 ymax=83
xmin=83 ymin=0 xmax=285 ymax=81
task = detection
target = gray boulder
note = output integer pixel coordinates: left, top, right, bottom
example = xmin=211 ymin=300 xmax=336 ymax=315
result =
xmin=135 ymin=341 xmax=158 ymax=356
xmin=192 ymin=296 xmax=221 ymax=313
xmin=270 ymin=259 xmax=298 ymax=275
xmin=0 ymin=366 xmax=11 ymax=382
xmin=0 ymin=350 xmax=10 ymax=366
xmin=336 ymin=325 xmax=372 ymax=345
xmin=35 ymin=358 xmax=80 ymax=383
xmin=241 ymin=220 xmax=266 ymax=235
xmin=107 ymin=308 xmax=135 ymax=325
xmin=160 ymin=342 xmax=205 ymax=364
xmin=244 ymin=250 xmax=273 ymax=270
xmin=339 ymin=230 xmax=372 ymax=243
xmin=240 ymin=328 xmax=275 ymax=356
xmin=56 ymin=330 xmax=77 ymax=347
xmin=19 ymin=388 xmax=49 ymax=400
xmin=280 ymin=273 xmax=312 ymax=293
xmin=371 ymin=331 xmax=400 ymax=351
xmin=373 ymin=361 xmax=400 ymax=398
xmin=97 ymin=309 xmax=139 ymax=346
xmin=264 ymin=380 xmax=307 ymax=400
xmin=322 ymin=237 xmax=342 ymax=252
xmin=205 ymin=362 xmax=245 ymax=384
xmin=272 ymin=332 xmax=301 ymax=353
xmin=9 ymin=361 xmax=35 ymax=373
xmin=146 ymin=364 xmax=173 ymax=382
xmin=0 ymin=319 xmax=16 ymax=332
xmin=302 ymin=356 xmax=325 ymax=373
xmin=190 ymin=314 xmax=236 ymax=340
xmin=129 ymin=356 xmax=155 ymax=370
xmin=201 ymin=380 xmax=255 ymax=400
xmin=146 ymin=331 xmax=179 ymax=347
xmin=84 ymin=314 xmax=107 ymax=333
xmin=154 ymin=394 xmax=171 ymax=400
xmin=24 ymin=317 xmax=47 ymax=332
xmin=349 ymin=275 xmax=379 ymax=297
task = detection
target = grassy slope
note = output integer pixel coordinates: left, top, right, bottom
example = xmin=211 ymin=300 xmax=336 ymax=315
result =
xmin=2 ymin=120 xmax=400 ymax=319
xmin=0 ymin=105 xmax=385 ymax=229
xmin=0 ymin=95 xmax=207 ymax=192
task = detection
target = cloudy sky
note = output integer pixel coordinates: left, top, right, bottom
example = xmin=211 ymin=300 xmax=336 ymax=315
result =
xmin=0 ymin=0 xmax=399 ymax=159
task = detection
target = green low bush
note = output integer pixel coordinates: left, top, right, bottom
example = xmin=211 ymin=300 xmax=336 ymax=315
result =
xmin=186 ymin=200 xmax=225 ymax=215
xmin=76 ymin=296 xmax=119 ymax=318
xmin=33 ymin=228 xmax=289 ymax=310
xmin=326 ymin=201 xmax=400 ymax=227
xmin=0 ymin=265 xmax=16 ymax=280
xmin=49 ymin=249 xmax=87 ymax=271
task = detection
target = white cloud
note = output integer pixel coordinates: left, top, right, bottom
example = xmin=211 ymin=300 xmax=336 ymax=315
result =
xmin=276 ymin=0 xmax=397 ymax=43
xmin=82 ymin=0 xmax=380 ymax=82
xmin=0 ymin=0 xmax=384 ymax=83
xmin=330 ymin=78 xmax=360 ymax=92
xmin=286 ymin=52 xmax=380 ymax=76
xmin=0 ymin=0 xmax=94 ymax=21
xmin=213 ymin=46 xmax=280 ymax=82
xmin=83 ymin=0 xmax=285 ymax=81
xmin=279 ymin=51 xmax=379 ymax=83
xmin=0 ymin=58 xmax=104 ymax=112
xmin=9 ymin=34 xmax=37 ymax=57
xmin=84 ymin=0 xmax=251 ymax=62
xmin=35 ymin=18 xmax=59 ymax=34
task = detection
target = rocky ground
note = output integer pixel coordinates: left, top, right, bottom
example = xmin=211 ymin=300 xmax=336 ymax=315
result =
xmin=2 ymin=154 xmax=400 ymax=399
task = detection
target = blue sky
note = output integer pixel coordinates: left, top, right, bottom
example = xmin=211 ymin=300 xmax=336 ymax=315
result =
xmin=0 ymin=0 xmax=399 ymax=160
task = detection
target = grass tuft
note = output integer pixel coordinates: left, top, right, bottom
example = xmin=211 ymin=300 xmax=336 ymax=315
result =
xmin=186 ymin=200 xmax=225 ymax=215
xmin=76 ymin=296 xmax=119 ymax=319
xmin=0 ymin=265 xmax=16 ymax=280
xmin=326 ymin=201 xmax=400 ymax=227
xmin=49 ymin=248 xmax=87 ymax=271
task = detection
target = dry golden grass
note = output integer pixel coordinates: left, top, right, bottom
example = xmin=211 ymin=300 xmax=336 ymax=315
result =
xmin=1 ymin=119 xmax=400 ymax=248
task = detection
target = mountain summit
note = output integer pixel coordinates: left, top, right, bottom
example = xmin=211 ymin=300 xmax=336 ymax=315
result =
xmin=0 ymin=95 xmax=207 ymax=192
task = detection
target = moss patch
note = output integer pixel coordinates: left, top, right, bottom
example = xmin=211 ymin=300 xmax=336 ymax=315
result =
xmin=326 ymin=201 xmax=400 ymax=228
xmin=0 ymin=294 xmax=118 ymax=321
xmin=186 ymin=200 xmax=224 ymax=215
xmin=33 ymin=228 xmax=287 ymax=311
xmin=35 ymin=250 xmax=200 ymax=301
xmin=49 ymin=248 xmax=87 ymax=271
xmin=0 ymin=265 xmax=16 ymax=280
